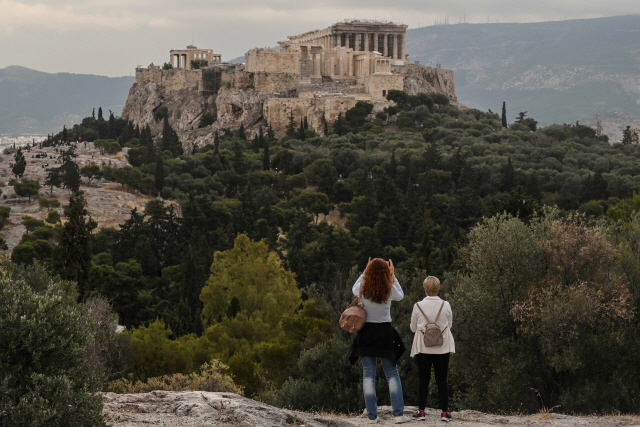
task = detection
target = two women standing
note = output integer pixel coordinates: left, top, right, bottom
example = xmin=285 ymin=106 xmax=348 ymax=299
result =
xmin=348 ymin=258 xmax=454 ymax=423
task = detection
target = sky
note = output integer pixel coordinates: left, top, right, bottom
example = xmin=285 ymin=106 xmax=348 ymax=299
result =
xmin=1 ymin=0 xmax=640 ymax=77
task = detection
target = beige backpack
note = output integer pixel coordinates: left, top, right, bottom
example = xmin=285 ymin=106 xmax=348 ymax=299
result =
xmin=416 ymin=301 xmax=446 ymax=347
xmin=339 ymin=285 xmax=367 ymax=333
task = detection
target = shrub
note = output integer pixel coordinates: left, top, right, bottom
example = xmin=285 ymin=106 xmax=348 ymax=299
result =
xmin=105 ymin=360 xmax=242 ymax=394
xmin=0 ymin=261 xmax=107 ymax=426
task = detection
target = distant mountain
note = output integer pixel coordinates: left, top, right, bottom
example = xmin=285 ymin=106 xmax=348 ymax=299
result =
xmin=0 ymin=66 xmax=134 ymax=136
xmin=406 ymin=15 xmax=640 ymax=140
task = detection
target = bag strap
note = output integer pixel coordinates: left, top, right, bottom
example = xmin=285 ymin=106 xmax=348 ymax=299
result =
xmin=416 ymin=301 xmax=446 ymax=325
xmin=416 ymin=303 xmax=432 ymax=324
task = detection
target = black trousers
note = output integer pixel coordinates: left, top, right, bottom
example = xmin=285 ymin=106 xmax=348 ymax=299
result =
xmin=415 ymin=353 xmax=450 ymax=412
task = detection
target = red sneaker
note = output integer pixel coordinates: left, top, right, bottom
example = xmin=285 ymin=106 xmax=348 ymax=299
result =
xmin=441 ymin=411 xmax=452 ymax=422
xmin=412 ymin=410 xmax=425 ymax=420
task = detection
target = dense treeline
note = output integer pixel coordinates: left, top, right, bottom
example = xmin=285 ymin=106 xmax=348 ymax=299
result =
xmin=10 ymin=93 xmax=640 ymax=416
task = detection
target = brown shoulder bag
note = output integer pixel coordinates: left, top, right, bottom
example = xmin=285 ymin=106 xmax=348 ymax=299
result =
xmin=339 ymin=284 xmax=367 ymax=333
xmin=416 ymin=301 xmax=446 ymax=347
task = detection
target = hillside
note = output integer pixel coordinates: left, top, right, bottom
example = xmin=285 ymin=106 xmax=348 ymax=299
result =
xmin=406 ymin=15 xmax=640 ymax=140
xmin=0 ymin=66 xmax=133 ymax=136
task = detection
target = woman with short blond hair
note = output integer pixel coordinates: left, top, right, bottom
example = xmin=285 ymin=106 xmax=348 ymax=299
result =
xmin=410 ymin=276 xmax=455 ymax=422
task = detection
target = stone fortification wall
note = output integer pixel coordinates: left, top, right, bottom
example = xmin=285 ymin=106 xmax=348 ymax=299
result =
xmin=394 ymin=63 xmax=457 ymax=102
xmin=245 ymin=48 xmax=299 ymax=74
xmin=264 ymin=96 xmax=360 ymax=137
xmin=134 ymin=66 xmax=202 ymax=93
xmin=360 ymin=74 xmax=404 ymax=100
xmin=220 ymin=71 xmax=299 ymax=93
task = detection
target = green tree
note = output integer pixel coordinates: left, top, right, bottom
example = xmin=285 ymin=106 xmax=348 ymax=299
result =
xmin=21 ymin=216 xmax=45 ymax=233
xmin=262 ymin=136 xmax=270 ymax=171
xmin=155 ymin=154 xmax=165 ymax=195
xmin=237 ymin=123 xmax=246 ymax=140
xmin=46 ymin=210 xmax=62 ymax=224
xmin=286 ymin=111 xmax=296 ymax=137
xmin=98 ymin=107 xmax=103 ymax=120
xmin=56 ymin=192 xmax=98 ymax=302
xmin=501 ymin=101 xmax=508 ymax=128
xmin=44 ymin=167 xmax=63 ymax=195
xmin=12 ymin=148 xmax=26 ymax=179
xmin=0 ymin=206 xmax=11 ymax=231
xmin=39 ymin=197 xmax=61 ymax=211
xmin=161 ymin=116 xmax=183 ymax=157
xmin=14 ymin=178 xmax=40 ymax=202
xmin=80 ymin=164 xmax=101 ymax=186
xmin=303 ymin=159 xmax=338 ymax=197
xmin=60 ymin=147 xmax=81 ymax=192
xmin=0 ymin=261 xmax=107 ymax=426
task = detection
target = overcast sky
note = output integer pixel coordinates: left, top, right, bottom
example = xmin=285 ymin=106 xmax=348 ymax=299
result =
xmin=1 ymin=0 xmax=639 ymax=77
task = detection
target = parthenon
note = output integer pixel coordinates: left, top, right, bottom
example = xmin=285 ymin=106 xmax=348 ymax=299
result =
xmin=246 ymin=20 xmax=408 ymax=82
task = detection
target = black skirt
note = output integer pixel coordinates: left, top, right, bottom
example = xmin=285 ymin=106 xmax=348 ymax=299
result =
xmin=349 ymin=322 xmax=406 ymax=365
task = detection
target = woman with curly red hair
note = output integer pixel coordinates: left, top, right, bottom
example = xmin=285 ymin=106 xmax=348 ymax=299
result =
xmin=349 ymin=258 xmax=409 ymax=424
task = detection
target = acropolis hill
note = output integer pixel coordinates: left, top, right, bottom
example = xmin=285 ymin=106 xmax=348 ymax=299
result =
xmin=122 ymin=20 xmax=459 ymax=150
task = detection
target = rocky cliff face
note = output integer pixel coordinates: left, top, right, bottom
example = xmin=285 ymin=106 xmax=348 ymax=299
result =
xmin=121 ymin=62 xmax=460 ymax=152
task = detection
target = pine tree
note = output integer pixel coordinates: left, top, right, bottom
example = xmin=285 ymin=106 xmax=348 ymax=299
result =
xmin=155 ymin=154 xmax=165 ymax=196
xmin=501 ymin=102 xmax=508 ymax=128
xmin=45 ymin=167 xmax=63 ymax=195
xmin=56 ymin=191 xmax=97 ymax=301
xmin=12 ymin=149 xmax=26 ymax=179
xmin=98 ymin=107 xmax=103 ymax=120
xmin=60 ymin=147 xmax=81 ymax=192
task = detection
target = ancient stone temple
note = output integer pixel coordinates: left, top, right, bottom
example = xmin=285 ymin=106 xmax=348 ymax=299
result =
xmin=124 ymin=20 xmax=459 ymax=149
xmin=170 ymin=45 xmax=222 ymax=70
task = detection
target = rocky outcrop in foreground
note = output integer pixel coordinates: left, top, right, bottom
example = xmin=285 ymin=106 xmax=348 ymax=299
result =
xmin=103 ymin=391 xmax=640 ymax=426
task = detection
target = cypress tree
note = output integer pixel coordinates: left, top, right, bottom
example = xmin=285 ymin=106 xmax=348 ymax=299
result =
xmin=501 ymin=102 xmax=508 ymax=128
xmin=161 ymin=116 xmax=183 ymax=157
xmin=62 ymin=125 xmax=68 ymax=142
xmin=238 ymin=123 xmax=246 ymax=140
xmin=56 ymin=191 xmax=97 ymax=302
xmin=323 ymin=114 xmax=329 ymax=136
xmin=298 ymin=119 xmax=306 ymax=141
xmin=286 ymin=111 xmax=296 ymax=137
xmin=267 ymin=126 xmax=275 ymax=140
xmin=263 ymin=137 xmax=270 ymax=171
xmin=98 ymin=107 xmax=103 ymax=120
xmin=304 ymin=116 xmax=309 ymax=130
xmin=155 ymin=154 xmax=165 ymax=196
xmin=214 ymin=131 xmax=220 ymax=155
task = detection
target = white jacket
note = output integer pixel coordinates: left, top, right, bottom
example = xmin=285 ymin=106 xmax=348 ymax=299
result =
xmin=410 ymin=296 xmax=455 ymax=356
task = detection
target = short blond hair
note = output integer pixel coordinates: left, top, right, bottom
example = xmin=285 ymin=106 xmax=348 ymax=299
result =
xmin=423 ymin=276 xmax=441 ymax=296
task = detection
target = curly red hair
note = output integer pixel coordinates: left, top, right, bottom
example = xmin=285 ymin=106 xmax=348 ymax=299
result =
xmin=362 ymin=258 xmax=393 ymax=304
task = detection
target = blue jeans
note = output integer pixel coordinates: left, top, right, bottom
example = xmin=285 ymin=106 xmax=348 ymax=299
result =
xmin=361 ymin=357 xmax=405 ymax=420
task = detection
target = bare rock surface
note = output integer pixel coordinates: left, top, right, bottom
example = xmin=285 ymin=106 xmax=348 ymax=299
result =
xmin=0 ymin=142 xmax=153 ymax=251
xmin=103 ymin=391 xmax=640 ymax=427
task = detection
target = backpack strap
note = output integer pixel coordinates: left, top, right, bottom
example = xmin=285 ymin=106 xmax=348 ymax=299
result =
xmin=416 ymin=301 xmax=446 ymax=325
xmin=434 ymin=301 xmax=445 ymax=323
xmin=415 ymin=302 xmax=432 ymax=324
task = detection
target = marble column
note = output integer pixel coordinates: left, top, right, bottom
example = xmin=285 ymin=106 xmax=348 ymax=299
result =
xmin=364 ymin=33 xmax=369 ymax=52
xmin=383 ymin=35 xmax=388 ymax=57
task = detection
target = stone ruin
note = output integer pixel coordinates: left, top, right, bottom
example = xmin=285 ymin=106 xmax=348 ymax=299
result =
xmin=122 ymin=20 xmax=459 ymax=149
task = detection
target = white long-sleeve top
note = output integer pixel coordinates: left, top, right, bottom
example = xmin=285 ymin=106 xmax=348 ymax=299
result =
xmin=409 ymin=296 xmax=455 ymax=356
xmin=352 ymin=274 xmax=404 ymax=323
